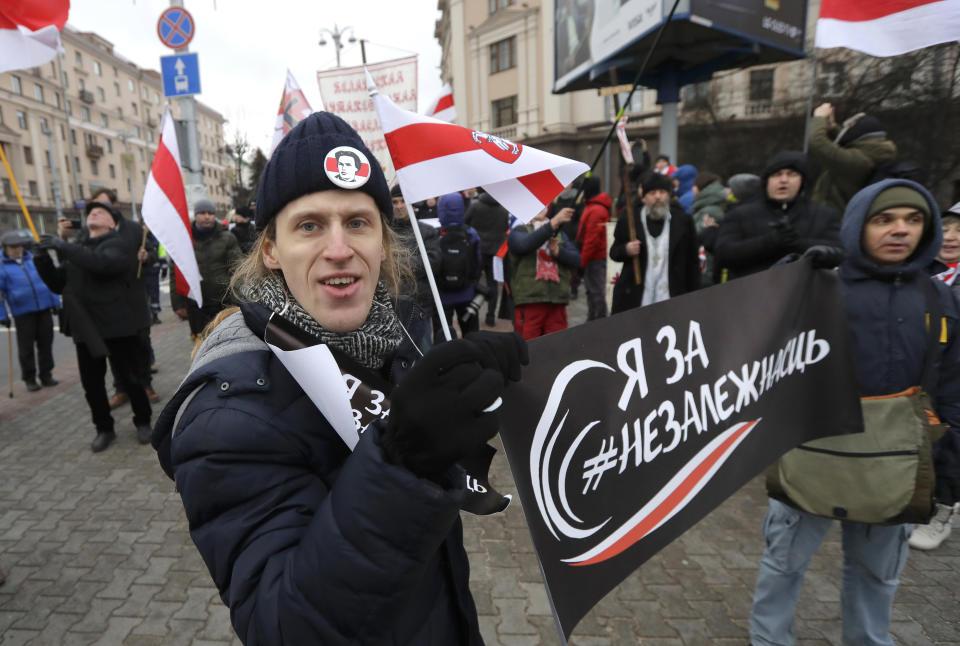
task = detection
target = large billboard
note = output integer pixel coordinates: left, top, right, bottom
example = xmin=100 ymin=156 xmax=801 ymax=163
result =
xmin=691 ymin=0 xmax=806 ymax=53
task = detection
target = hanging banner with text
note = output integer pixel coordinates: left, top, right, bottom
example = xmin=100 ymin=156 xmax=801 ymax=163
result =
xmin=498 ymin=261 xmax=863 ymax=640
xmin=317 ymin=55 xmax=418 ymax=177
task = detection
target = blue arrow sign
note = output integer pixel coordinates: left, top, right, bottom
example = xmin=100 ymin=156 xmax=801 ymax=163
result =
xmin=160 ymin=53 xmax=201 ymax=98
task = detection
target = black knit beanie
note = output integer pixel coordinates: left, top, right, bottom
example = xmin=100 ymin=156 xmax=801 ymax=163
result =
xmin=255 ymin=112 xmax=391 ymax=228
xmin=837 ymin=114 xmax=885 ymax=147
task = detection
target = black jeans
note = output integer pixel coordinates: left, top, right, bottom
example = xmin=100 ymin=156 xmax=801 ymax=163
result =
xmin=110 ymin=327 xmax=153 ymax=392
xmin=433 ymin=301 xmax=480 ymax=342
xmin=480 ymin=253 xmax=500 ymax=320
xmin=77 ymin=336 xmax=151 ymax=433
xmin=13 ymin=309 xmax=54 ymax=383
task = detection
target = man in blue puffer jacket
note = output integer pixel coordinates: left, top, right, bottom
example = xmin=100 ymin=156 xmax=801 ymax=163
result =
xmin=749 ymin=179 xmax=960 ymax=646
xmin=0 ymin=231 xmax=60 ymax=391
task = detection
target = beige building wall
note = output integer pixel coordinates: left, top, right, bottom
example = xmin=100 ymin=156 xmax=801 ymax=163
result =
xmin=0 ymin=26 xmax=229 ymax=233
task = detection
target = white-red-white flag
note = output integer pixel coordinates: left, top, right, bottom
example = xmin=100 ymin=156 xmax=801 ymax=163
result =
xmin=816 ymin=0 xmax=960 ymax=57
xmin=424 ymin=83 xmax=456 ymax=122
xmin=371 ymin=77 xmax=588 ymax=224
xmin=142 ymin=107 xmax=203 ymax=307
xmin=0 ymin=0 xmax=68 ymax=74
xmin=269 ymin=70 xmax=315 ymax=156
xmin=615 ymin=116 xmax=634 ymax=165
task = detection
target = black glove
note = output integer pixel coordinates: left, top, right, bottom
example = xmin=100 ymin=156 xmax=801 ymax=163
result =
xmin=382 ymin=338 xmax=518 ymax=480
xmin=803 ymin=245 xmax=845 ymax=269
xmin=0 ymin=319 xmax=9 ymax=329
xmin=464 ymin=330 xmax=529 ymax=382
xmin=35 ymin=234 xmax=64 ymax=252
xmin=770 ymin=219 xmax=799 ymax=248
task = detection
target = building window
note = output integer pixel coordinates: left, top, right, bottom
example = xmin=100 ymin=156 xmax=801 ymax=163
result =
xmin=113 ymin=66 xmax=118 ymax=77
xmin=60 ymin=124 xmax=65 ymax=140
xmin=618 ymin=90 xmax=644 ymax=113
xmin=34 ymin=83 xmax=44 ymax=102
xmin=55 ymin=92 xmax=61 ymax=108
xmin=818 ymin=61 xmax=846 ymax=97
xmin=45 ymin=150 xmax=51 ymax=168
xmin=24 ymin=146 xmax=33 ymax=165
xmin=61 ymin=70 xmax=68 ymax=86
xmin=131 ymin=102 xmax=138 ymax=115
xmin=2 ymin=178 xmax=11 ymax=198
xmin=77 ymin=183 xmax=84 ymax=198
xmin=65 ymin=99 xmax=71 ymax=115
xmin=141 ymin=87 xmax=148 ymax=100
xmin=74 ymin=157 xmax=81 ymax=173
xmin=11 ymin=75 xmax=22 ymax=94
xmin=109 ymin=164 xmax=116 ymax=178
xmin=114 ymin=81 xmax=120 ymax=96
xmin=749 ymin=69 xmax=774 ymax=102
xmin=490 ymin=37 xmax=517 ymax=74
xmin=101 ymin=113 xmax=109 ymax=127
xmin=28 ymin=181 xmax=38 ymax=197
xmin=147 ymin=130 xmax=154 ymax=143
xmin=81 ymin=106 xmax=91 ymax=122
xmin=138 ymin=147 xmax=144 ymax=161
xmin=106 ymin=139 xmax=112 ymax=153
xmin=682 ymin=82 xmax=710 ymax=108
xmin=117 ymin=106 xmax=123 ymax=118
xmin=50 ymin=62 xmax=56 ymax=77
xmin=489 ymin=0 xmax=514 ymax=13
xmin=97 ymin=87 xmax=105 ymax=101
xmin=75 ymin=51 xmax=82 ymax=65
xmin=135 ymin=126 xmax=141 ymax=139
xmin=491 ymin=96 xmax=518 ymax=128
xmin=90 ymin=160 xmax=98 ymax=176
xmin=128 ymin=79 xmax=135 ymax=92
xmin=78 ymin=77 xmax=85 ymax=91
xmin=154 ymin=92 xmax=160 ymax=104
xmin=71 ymin=129 xmax=77 ymax=145
xmin=94 ymin=61 xmax=102 ymax=76
xmin=16 ymin=110 xmax=27 ymax=129
xmin=39 ymin=117 xmax=49 ymax=132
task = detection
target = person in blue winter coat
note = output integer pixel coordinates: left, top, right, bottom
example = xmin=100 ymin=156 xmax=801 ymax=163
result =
xmin=749 ymin=179 xmax=960 ymax=646
xmin=0 ymin=231 xmax=60 ymax=391
xmin=151 ymin=112 xmax=527 ymax=645
xmin=434 ymin=191 xmax=483 ymax=340
xmin=672 ymin=164 xmax=698 ymax=214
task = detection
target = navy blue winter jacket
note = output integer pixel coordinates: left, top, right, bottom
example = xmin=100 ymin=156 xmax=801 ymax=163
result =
xmin=838 ymin=179 xmax=960 ymax=490
xmin=152 ymin=300 xmax=484 ymax=645
xmin=0 ymin=250 xmax=60 ymax=322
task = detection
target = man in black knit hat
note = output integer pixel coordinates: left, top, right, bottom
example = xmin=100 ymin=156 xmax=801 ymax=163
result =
xmin=808 ymin=103 xmax=898 ymax=213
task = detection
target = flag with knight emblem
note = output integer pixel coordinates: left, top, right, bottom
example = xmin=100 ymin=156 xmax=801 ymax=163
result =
xmin=269 ymin=70 xmax=315 ymax=156
xmin=369 ymin=73 xmax=588 ymax=224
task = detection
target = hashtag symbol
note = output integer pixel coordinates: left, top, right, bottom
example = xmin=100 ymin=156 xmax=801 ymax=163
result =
xmin=582 ymin=436 xmax=618 ymax=494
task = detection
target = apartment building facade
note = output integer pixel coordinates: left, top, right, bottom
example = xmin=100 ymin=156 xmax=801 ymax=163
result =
xmin=0 ymin=26 xmax=229 ymax=234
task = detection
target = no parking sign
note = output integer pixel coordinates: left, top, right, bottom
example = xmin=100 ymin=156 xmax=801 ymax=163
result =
xmin=157 ymin=7 xmax=195 ymax=50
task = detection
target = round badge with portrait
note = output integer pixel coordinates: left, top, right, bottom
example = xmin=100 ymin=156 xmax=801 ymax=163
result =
xmin=324 ymin=146 xmax=371 ymax=189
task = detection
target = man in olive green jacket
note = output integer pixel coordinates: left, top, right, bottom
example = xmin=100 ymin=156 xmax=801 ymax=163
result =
xmin=171 ymin=199 xmax=242 ymax=337
xmin=807 ymin=103 xmax=897 ymax=213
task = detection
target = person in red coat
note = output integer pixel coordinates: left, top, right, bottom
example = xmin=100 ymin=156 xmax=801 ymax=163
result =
xmin=576 ymin=177 xmax=612 ymax=320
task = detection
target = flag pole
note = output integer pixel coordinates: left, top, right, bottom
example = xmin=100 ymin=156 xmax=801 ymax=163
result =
xmin=802 ymin=49 xmax=819 ymax=154
xmin=576 ymin=0 xmax=681 ymax=201
xmin=404 ymin=203 xmax=453 ymax=341
xmin=0 ymin=144 xmax=40 ymax=242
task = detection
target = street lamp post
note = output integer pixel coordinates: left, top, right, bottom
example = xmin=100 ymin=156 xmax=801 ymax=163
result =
xmin=318 ymin=24 xmax=357 ymax=67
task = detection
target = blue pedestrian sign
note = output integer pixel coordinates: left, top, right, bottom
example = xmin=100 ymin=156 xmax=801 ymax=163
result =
xmin=157 ymin=7 xmax=195 ymax=49
xmin=161 ymin=53 xmax=201 ymax=97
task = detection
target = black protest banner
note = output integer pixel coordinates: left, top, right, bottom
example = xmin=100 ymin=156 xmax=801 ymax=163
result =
xmin=498 ymin=261 xmax=863 ymax=640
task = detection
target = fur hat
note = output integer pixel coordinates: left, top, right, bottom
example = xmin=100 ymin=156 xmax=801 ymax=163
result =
xmin=836 ymin=113 xmax=886 ymax=147
xmin=640 ymin=171 xmax=674 ymax=195
xmin=255 ymin=112 xmax=390 ymax=229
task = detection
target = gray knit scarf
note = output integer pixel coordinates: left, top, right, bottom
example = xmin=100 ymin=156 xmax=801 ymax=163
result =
xmin=242 ymin=273 xmax=403 ymax=369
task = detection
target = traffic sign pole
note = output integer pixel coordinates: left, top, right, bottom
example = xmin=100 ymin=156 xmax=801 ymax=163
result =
xmin=166 ymin=0 xmax=205 ymax=211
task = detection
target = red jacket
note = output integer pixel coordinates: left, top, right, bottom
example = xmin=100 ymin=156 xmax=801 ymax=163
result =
xmin=576 ymin=193 xmax=612 ymax=266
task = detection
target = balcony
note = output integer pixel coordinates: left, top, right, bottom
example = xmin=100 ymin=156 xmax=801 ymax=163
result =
xmin=86 ymin=144 xmax=103 ymax=160
xmin=490 ymin=124 xmax=518 ymax=140
xmin=79 ymin=90 xmax=94 ymax=104
xmin=746 ymin=102 xmax=772 ymax=116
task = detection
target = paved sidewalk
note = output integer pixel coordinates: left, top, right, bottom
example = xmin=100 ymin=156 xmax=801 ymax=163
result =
xmin=0 ymin=295 xmax=957 ymax=645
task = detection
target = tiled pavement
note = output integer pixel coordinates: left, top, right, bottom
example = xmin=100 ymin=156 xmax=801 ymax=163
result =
xmin=0 ymin=293 xmax=957 ymax=645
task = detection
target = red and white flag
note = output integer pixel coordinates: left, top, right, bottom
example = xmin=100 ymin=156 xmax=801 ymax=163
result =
xmin=269 ymin=70 xmax=315 ymax=156
xmin=816 ymin=0 xmax=960 ymax=57
xmin=371 ymin=76 xmax=588 ymax=224
xmin=142 ymin=107 xmax=203 ymax=307
xmin=615 ymin=116 xmax=633 ymax=164
xmin=424 ymin=83 xmax=456 ymax=122
xmin=0 ymin=0 xmax=69 ymax=74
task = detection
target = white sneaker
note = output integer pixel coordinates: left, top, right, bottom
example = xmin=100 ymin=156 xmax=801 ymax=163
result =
xmin=908 ymin=503 xmax=954 ymax=550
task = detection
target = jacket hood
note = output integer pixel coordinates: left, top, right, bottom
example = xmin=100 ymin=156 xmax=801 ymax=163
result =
xmin=673 ymin=165 xmax=697 ymax=195
xmin=478 ymin=191 xmax=499 ymax=207
xmin=762 ymin=151 xmax=808 ymax=186
xmin=840 ymin=178 xmax=942 ymax=278
xmin=587 ymin=192 xmax=612 ymax=209
xmin=692 ymin=181 xmax=727 ymax=209
xmin=438 ymin=192 xmax=465 ymax=227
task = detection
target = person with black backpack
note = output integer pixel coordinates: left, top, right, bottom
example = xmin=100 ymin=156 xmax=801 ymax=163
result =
xmin=434 ymin=192 xmax=483 ymax=340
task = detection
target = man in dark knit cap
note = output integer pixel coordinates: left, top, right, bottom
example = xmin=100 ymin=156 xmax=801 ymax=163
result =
xmin=808 ymin=103 xmax=898 ymax=213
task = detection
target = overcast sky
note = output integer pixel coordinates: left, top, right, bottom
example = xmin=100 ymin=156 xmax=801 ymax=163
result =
xmin=66 ymin=0 xmax=444 ymax=154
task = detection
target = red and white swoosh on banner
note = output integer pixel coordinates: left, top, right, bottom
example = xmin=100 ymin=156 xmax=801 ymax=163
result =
xmin=424 ymin=83 xmax=456 ymax=122
xmin=141 ymin=107 xmax=203 ymax=307
xmin=269 ymin=70 xmax=315 ymax=157
xmin=0 ymin=0 xmax=69 ymax=74
xmin=564 ymin=419 xmax=760 ymax=566
xmin=816 ymin=0 xmax=960 ymax=57
xmin=370 ymin=73 xmax=589 ymax=224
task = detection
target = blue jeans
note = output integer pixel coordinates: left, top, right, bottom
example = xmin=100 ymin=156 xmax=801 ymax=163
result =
xmin=750 ymin=499 xmax=912 ymax=646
